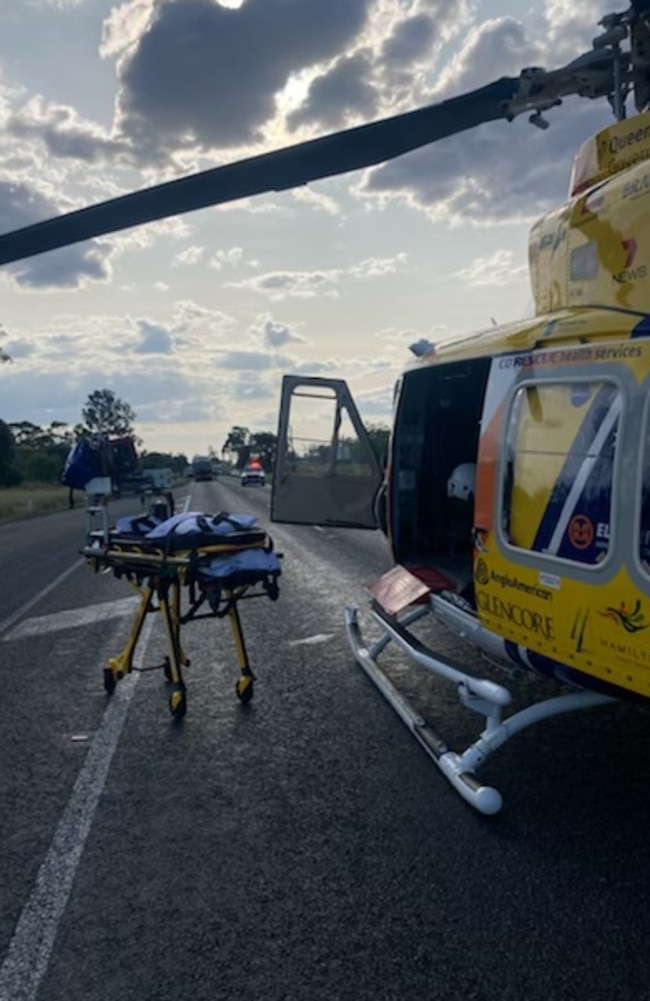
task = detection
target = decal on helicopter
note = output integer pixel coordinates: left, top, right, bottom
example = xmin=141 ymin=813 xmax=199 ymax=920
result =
xmin=599 ymin=598 xmax=649 ymax=631
xmin=571 ymin=607 xmax=592 ymax=653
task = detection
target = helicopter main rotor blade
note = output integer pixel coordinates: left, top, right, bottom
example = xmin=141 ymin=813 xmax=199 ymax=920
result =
xmin=0 ymin=77 xmax=519 ymax=266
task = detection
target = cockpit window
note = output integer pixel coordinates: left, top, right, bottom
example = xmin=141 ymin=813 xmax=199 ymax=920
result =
xmin=502 ymin=380 xmax=620 ymax=566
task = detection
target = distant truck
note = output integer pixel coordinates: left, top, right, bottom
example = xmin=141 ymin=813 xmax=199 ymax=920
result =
xmin=192 ymin=456 xmax=214 ymax=481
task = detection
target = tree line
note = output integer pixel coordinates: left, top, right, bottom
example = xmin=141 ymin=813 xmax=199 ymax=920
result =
xmin=0 ymin=389 xmax=187 ymax=488
xmin=0 ymin=381 xmax=391 ymax=488
xmin=220 ymin=423 xmax=390 ymax=472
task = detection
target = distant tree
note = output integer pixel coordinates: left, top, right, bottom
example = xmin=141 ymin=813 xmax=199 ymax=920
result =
xmin=8 ymin=421 xmax=46 ymax=449
xmin=249 ymin=431 xmax=277 ymax=473
xmin=141 ymin=450 xmax=188 ymax=476
xmin=365 ymin=423 xmax=391 ymax=465
xmin=8 ymin=420 xmax=73 ymax=482
xmin=82 ymin=389 xmax=136 ymax=437
xmin=222 ymin=426 xmax=250 ymax=469
xmin=0 ymin=420 xmax=21 ymax=485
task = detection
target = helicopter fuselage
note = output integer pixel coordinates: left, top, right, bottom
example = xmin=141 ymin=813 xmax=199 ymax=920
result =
xmin=389 ymin=309 xmax=650 ymax=703
xmin=380 ymin=108 xmax=650 ymax=704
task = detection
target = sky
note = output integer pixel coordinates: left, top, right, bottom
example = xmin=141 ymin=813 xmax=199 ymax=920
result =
xmin=0 ymin=0 xmax=619 ymax=459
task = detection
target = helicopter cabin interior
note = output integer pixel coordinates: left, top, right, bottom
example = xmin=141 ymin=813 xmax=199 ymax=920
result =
xmin=389 ymin=357 xmax=491 ymax=586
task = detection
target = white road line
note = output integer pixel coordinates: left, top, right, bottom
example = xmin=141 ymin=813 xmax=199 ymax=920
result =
xmin=0 ymin=558 xmax=85 ymax=638
xmin=287 ymin=633 xmax=335 ymax=647
xmin=0 ymin=491 xmax=190 ymax=642
xmin=0 ymin=614 xmax=155 ymax=1001
xmin=3 ymin=596 xmax=140 ymax=642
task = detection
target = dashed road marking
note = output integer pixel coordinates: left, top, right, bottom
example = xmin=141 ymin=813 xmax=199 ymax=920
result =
xmin=3 ymin=596 xmax=140 ymax=642
xmin=288 ymin=633 xmax=335 ymax=647
xmin=0 ymin=558 xmax=84 ymax=638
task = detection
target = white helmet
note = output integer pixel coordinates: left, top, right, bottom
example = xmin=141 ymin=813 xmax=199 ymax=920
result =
xmin=447 ymin=463 xmax=476 ymax=501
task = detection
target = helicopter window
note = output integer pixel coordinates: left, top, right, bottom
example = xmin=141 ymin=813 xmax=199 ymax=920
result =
xmin=569 ymin=242 xmax=599 ymax=282
xmin=502 ymin=380 xmax=620 ymax=566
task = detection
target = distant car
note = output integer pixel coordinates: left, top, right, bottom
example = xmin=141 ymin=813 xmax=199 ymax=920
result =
xmin=240 ymin=465 xmax=265 ymax=486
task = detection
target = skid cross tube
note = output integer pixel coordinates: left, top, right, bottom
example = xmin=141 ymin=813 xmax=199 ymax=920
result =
xmin=345 ymin=605 xmax=615 ymax=815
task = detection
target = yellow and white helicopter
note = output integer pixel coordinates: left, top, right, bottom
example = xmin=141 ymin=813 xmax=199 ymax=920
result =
xmin=1 ymin=3 xmax=650 ymax=813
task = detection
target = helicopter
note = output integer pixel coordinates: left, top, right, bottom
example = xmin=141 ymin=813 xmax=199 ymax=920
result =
xmin=1 ymin=3 xmax=650 ymax=814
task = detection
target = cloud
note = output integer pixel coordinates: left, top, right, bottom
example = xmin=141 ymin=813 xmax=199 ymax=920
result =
xmin=208 ymin=246 xmax=258 ymax=271
xmin=0 ymin=178 xmax=112 ymax=288
xmin=107 ymin=0 xmax=372 ymax=156
xmin=172 ymin=245 xmax=205 ymax=266
xmin=350 ymin=253 xmax=408 ymax=278
xmin=359 ymin=12 xmax=614 ymax=226
xmin=261 ymin=317 xmax=305 ymax=348
xmin=355 ymin=384 xmax=394 ymax=419
xmin=229 ymin=269 xmax=341 ymax=300
xmin=291 ymin=186 xmax=341 ymax=216
xmin=231 ymin=373 xmax=275 ymax=402
xmin=287 ymin=51 xmax=379 ymax=132
xmin=228 ymin=253 xmax=408 ymax=300
xmin=216 ymin=349 xmax=274 ymax=371
xmin=292 ymin=359 xmax=340 ymax=375
xmin=31 ymin=0 xmax=88 ymax=7
xmin=452 ymin=249 xmax=528 ymax=287
xmin=7 ymin=96 xmax=131 ymax=165
xmin=380 ymin=12 xmax=438 ymax=67
xmin=2 ymin=338 xmax=34 ymax=359
xmin=171 ymin=299 xmax=238 ymax=337
xmin=134 ymin=319 xmax=174 ymax=354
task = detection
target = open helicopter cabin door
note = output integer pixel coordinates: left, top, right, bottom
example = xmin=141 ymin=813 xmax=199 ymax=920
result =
xmin=389 ymin=357 xmax=492 ymax=583
xmin=272 ymin=375 xmax=383 ymax=528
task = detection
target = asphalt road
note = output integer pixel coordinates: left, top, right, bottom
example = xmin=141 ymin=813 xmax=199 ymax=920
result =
xmin=1 ymin=478 xmax=649 ymax=1001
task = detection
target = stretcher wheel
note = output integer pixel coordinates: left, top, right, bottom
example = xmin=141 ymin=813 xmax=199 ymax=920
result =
xmin=169 ymin=683 xmax=187 ymax=719
xmin=236 ymin=676 xmax=254 ymax=704
xmin=103 ymin=669 xmax=116 ymax=695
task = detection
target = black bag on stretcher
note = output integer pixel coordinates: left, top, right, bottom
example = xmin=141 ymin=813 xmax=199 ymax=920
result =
xmin=82 ymin=510 xmax=282 ymax=717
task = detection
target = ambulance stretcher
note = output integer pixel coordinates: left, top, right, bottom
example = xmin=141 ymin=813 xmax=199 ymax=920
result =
xmin=82 ymin=511 xmax=282 ymax=718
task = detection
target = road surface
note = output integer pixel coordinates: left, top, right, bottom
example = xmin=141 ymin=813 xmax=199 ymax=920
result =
xmin=1 ymin=477 xmax=649 ymax=1001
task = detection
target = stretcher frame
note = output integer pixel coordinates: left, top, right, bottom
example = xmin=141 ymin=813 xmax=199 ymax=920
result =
xmin=83 ymin=530 xmax=280 ymax=718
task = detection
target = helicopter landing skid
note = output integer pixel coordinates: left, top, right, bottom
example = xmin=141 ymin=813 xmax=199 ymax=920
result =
xmin=344 ymin=604 xmax=614 ymax=815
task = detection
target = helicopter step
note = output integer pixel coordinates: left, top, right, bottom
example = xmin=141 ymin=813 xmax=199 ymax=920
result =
xmin=345 ymin=600 xmax=615 ymax=816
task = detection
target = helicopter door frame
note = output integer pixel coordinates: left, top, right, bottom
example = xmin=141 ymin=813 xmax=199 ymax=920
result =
xmin=272 ymin=375 xmax=383 ymax=529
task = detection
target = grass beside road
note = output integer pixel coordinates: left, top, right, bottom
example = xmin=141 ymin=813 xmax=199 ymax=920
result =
xmin=0 ymin=483 xmax=71 ymax=523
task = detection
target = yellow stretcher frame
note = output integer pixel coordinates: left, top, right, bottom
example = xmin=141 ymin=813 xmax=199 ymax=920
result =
xmin=82 ymin=532 xmax=280 ymax=718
